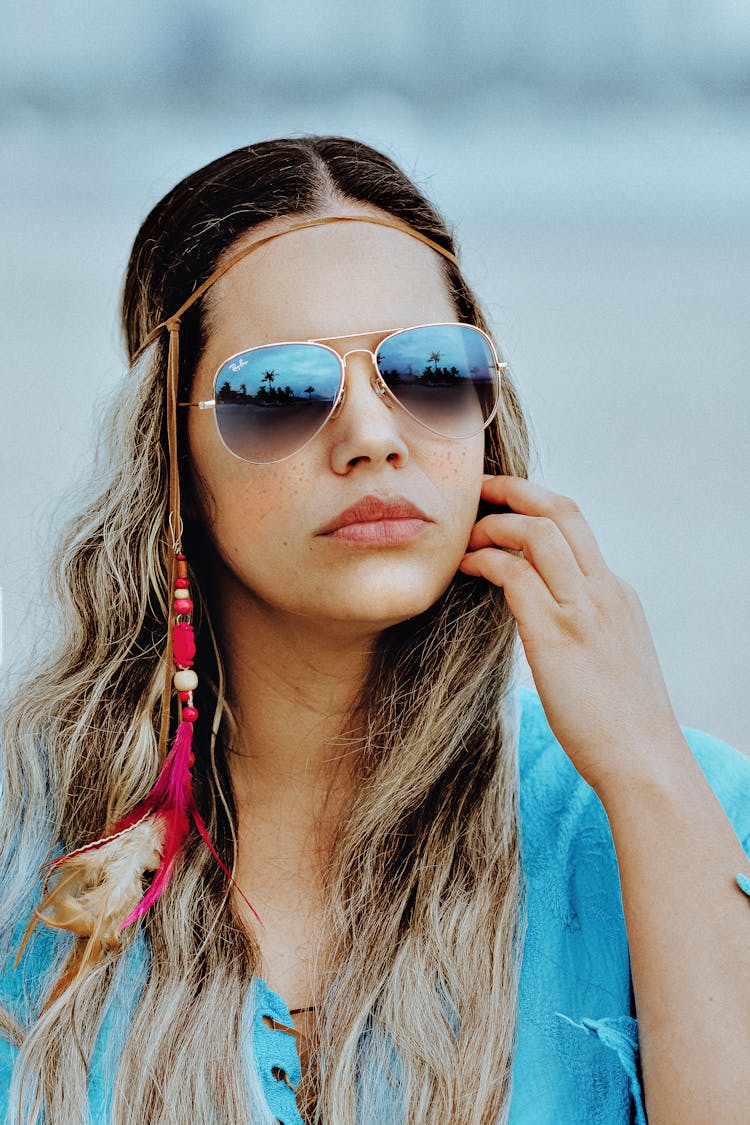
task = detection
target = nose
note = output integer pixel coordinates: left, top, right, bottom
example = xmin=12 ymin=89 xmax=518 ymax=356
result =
xmin=327 ymin=348 xmax=410 ymax=472
xmin=329 ymin=348 xmax=390 ymax=416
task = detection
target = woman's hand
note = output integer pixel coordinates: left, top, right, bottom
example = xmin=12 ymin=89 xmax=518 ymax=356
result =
xmin=458 ymin=475 xmax=686 ymax=796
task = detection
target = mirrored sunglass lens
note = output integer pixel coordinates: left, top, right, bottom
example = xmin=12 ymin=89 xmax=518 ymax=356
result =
xmin=376 ymin=324 xmax=497 ymax=438
xmin=214 ymin=344 xmax=341 ymax=461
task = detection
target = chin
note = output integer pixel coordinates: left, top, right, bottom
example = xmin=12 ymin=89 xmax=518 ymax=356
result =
xmin=327 ymin=582 xmax=450 ymax=632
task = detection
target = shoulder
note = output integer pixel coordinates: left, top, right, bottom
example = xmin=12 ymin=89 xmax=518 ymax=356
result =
xmin=1 ymin=908 xmax=60 ymax=1027
xmin=517 ymin=686 xmax=750 ymax=854
xmin=513 ymin=691 xmax=750 ymax=1123
xmin=1 ymin=911 xmax=150 ymax=1123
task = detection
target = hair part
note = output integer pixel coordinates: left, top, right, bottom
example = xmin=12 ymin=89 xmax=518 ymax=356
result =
xmin=2 ymin=135 xmax=530 ymax=1123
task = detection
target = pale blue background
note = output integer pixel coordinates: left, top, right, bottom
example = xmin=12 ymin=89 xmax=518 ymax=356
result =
xmin=1 ymin=1 xmax=748 ymax=750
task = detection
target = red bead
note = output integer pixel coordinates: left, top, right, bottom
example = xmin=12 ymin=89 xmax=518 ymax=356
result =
xmin=179 ymin=690 xmax=191 ymax=702
xmin=175 ymin=578 xmax=189 ymax=589
xmin=188 ymin=752 xmax=195 ymax=767
xmin=174 ymin=598 xmax=193 ymax=614
xmin=182 ymin=706 xmax=198 ymax=722
xmin=172 ymin=622 xmax=196 ymax=665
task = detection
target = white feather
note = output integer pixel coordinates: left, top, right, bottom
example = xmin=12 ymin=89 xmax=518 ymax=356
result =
xmin=38 ymin=816 xmax=165 ymax=947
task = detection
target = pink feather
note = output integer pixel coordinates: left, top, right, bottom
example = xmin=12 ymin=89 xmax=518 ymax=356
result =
xmin=118 ymin=718 xmax=195 ymax=926
xmin=28 ymin=719 xmax=261 ymax=945
xmin=115 ymin=719 xmax=261 ymax=928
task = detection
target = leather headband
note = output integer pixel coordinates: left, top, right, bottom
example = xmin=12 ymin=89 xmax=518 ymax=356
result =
xmin=133 ymin=214 xmax=460 ymax=362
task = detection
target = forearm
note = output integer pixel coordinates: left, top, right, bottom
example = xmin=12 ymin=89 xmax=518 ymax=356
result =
xmin=598 ymin=738 xmax=750 ymax=1125
xmin=459 ymin=477 xmax=750 ymax=1118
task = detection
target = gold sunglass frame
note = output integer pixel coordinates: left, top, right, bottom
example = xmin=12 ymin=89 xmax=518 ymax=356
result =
xmin=179 ymin=321 xmax=507 ymax=465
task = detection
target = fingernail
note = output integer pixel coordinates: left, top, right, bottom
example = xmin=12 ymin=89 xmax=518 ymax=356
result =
xmin=482 ymin=473 xmax=494 ymax=480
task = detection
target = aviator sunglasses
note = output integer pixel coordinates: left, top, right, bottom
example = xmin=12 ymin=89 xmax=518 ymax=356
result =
xmin=180 ymin=321 xmax=506 ymax=464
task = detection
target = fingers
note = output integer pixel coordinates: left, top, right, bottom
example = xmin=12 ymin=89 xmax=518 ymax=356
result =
xmin=478 ymin=476 xmax=606 ymax=578
xmin=466 ymin=511 xmax=586 ymax=605
xmin=458 ymin=544 xmax=551 ymax=626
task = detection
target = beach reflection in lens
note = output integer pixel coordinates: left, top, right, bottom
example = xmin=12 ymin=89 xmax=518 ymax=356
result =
xmin=376 ymin=325 xmax=496 ymax=438
xmin=214 ymin=343 xmax=342 ymax=462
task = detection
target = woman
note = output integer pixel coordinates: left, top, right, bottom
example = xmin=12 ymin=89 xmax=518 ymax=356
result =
xmin=1 ymin=135 xmax=749 ymax=1125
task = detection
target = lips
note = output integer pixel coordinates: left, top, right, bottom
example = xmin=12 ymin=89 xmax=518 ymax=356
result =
xmin=319 ymin=494 xmax=431 ymax=535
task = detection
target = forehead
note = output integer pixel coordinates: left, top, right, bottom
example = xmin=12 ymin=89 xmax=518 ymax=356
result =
xmin=202 ymin=216 xmax=457 ymax=350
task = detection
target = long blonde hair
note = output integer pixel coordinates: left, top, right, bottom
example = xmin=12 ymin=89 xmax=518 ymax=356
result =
xmin=1 ymin=136 xmax=531 ymax=1123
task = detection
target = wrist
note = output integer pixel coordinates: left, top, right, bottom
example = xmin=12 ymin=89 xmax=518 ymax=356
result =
xmin=589 ymin=727 xmax=700 ymax=810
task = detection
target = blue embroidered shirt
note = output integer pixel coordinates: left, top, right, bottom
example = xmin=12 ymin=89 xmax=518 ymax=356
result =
xmin=2 ymin=688 xmax=749 ymax=1123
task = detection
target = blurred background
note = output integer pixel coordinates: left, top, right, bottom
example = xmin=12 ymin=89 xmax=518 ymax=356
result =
xmin=1 ymin=1 xmax=748 ymax=749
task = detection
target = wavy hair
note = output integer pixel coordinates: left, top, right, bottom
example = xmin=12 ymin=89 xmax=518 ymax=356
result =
xmin=0 ymin=136 xmax=530 ymax=1123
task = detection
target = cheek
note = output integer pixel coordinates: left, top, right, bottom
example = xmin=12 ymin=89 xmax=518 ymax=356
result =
xmin=186 ymin=417 xmax=264 ymax=556
xmin=190 ymin=445 xmax=310 ymax=578
xmin=206 ymin=474 xmax=280 ymax=558
xmin=430 ymin=440 xmax=485 ymax=530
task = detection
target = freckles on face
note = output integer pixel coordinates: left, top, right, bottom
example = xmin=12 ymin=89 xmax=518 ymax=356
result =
xmin=194 ymin=435 xmax=485 ymax=632
xmin=197 ymin=443 xmax=484 ymax=630
xmin=186 ymin=210 xmax=488 ymax=631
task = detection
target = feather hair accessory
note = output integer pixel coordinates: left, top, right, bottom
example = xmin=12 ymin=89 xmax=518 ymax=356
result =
xmin=18 ymin=554 xmax=260 ymax=1006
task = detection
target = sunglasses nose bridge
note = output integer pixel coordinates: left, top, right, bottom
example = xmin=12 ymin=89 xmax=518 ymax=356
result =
xmin=329 ymin=347 xmax=390 ymax=420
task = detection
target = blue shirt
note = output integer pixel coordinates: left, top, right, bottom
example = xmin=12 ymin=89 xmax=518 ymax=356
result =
xmin=3 ymin=688 xmax=750 ymax=1122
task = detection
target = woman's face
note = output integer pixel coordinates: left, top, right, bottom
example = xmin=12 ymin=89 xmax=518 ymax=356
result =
xmin=188 ymin=205 xmax=486 ymax=638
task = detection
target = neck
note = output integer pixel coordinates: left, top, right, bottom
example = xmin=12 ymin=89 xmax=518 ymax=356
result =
xmin=214 ymin=586 xmax=377 ymax=824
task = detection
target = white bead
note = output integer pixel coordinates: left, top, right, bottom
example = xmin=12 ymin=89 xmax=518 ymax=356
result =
xmin=173 ymin=668 xmax=198 ymax=692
